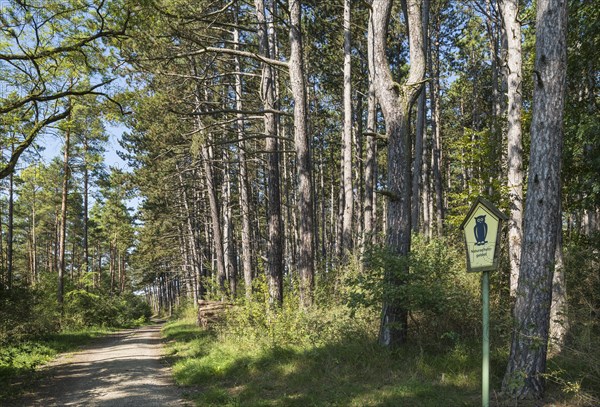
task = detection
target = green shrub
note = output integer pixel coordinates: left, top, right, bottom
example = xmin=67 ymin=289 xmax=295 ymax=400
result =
xmin=63 ymin=290 xmax=151 ymax=329
xmin=344 ymin=235 xmax=481 ymax=348
xmin=220 ymin=275 xmax=376 ymax=350
xmin=0 ymin=286 xmax=60 ymax=345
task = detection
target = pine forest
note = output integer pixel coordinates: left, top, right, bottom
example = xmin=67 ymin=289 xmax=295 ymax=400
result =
xmin=1 ymin=0 xmax=599 ymax=405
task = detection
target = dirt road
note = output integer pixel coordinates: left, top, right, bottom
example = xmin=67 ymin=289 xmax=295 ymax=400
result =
xmin=12 ymin=324 xmax=190 ymax=406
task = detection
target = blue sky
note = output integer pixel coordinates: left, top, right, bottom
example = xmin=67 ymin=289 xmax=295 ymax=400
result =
xmin=38 ymin=123 xmax=130 ymax=171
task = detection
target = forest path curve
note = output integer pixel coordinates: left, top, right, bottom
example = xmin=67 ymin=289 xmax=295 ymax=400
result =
xmin=14 ymin=323 xmax=190 ymax=407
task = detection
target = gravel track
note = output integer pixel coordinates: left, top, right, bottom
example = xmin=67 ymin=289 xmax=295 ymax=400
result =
xmin=11 ymin=324 xmax=190 ymax=406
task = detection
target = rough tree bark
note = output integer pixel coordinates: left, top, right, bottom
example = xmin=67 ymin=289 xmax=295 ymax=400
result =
xmin=502 ymin=0 xmax=567 ymax=399
xmin=7 ymin=154 xmax=14 ymax=289
xmin=430 ymin=10 xmax=444 ymax=235
xmin=550 ymin=201 xmax=568 ymax=352
xmin=256 ymin=0 xmax=284 ymax=306
xmin=341 ymin=0 xmax=354 ymax=254
xmin=82 ymin=136 xmax=90 ymax=275
xmin=288 ymin=0 xmax=315 ymax=308
xmin=201 ymin=143 xmax=227 ymax=297
xmin=411 ymin=0 xmax=430 ymax=234
xmin=31 ymin=174 xmax=38 ymax=284
xmin=58 ymin=118 xmax=71 ymax=309
xmin=499 ymin=0 xmax=524 ymax=297
xmin=233 ymin=7 xmax=254 ymax=301
xmin=370 ymin=0 xmax=425 ymax=346
xmin=222 ymin=155 xmax=237 ymax=297
xmin=363 ymin=74 xmax=377 ymax=246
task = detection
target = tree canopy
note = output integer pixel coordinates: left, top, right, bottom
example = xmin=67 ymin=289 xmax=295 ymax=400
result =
xmin=1 ymin=0 xmax=599 ymax=403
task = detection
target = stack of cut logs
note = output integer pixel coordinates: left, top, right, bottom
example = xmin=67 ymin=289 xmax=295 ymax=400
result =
xmin=197 ymin=300 xmax=233 ymax=328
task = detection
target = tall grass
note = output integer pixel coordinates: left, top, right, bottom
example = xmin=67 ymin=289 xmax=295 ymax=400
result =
xmin=162 ymin=282 xmax=486 ymax=406
xmin=163 ymin=318 xmax=482 ymax=406
xmin=163 ymin=236 xmax=600 ymax=406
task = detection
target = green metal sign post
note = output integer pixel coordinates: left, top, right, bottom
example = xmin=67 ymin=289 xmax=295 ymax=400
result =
xmin=482 ymin=270 xmax=490 ymax=407
xmin=460 ymin=197 xmax=507 ymax=407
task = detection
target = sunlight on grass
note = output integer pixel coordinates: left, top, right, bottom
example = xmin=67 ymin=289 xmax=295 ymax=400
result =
xmin=162 ymin=309 xmax=483 ymax=407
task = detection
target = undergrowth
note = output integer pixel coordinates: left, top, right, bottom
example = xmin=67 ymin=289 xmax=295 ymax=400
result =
xmin=163 ymin=301 xmax=487 ymax=406
xmin=163 ymin=235 xmax=600 ymax=406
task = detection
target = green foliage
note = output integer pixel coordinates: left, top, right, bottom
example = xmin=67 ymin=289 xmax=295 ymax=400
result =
xmin=1 ymin=279 xmax=150 ymax=346
xmin=160 ymin=238 xmax=597 ymax=406
xmin=223 ymin=275 xmax=376 ymax=349
xmin=0 ymin=283 xmax=61 ymax=345
xmin=0 ymin=288 xmax=52 ymax=345
xmin=63 ymin=290 xmax=151 ymax=329
xmin=162 ymin=303 xmax=482 ymax=407
xmin=345 ymin=236 xmax=480 ymax=348
xmin=564 ymin=234 xmax=600 ymax=344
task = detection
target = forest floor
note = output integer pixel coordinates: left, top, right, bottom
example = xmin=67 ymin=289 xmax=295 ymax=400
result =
xmin=6 ymin=322 xmax=190 ymax=406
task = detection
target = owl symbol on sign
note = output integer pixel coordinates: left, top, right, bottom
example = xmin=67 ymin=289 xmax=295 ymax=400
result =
xmin=474 ymin=215 xmax=488 ymax=246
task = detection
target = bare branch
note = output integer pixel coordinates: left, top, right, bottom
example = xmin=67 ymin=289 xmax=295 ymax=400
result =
xmin=0 ymin=80 xmax=114 ymax=115
xmin=0 ymin=107 xmax=72 ymax=179
xmin=169 ymin=46 xmax=289 ymax=69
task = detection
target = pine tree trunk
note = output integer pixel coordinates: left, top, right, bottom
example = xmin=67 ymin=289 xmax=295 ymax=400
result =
xmin=411 ymin=0 xmax=429 ymax=235
xmin=288 ymin=0 xmax=315 ymax=308
xmin=31 ymin=182 xmax=38 ymax=284
xmin=7 ymin=156 xmax=14 ymax=289
xmin=502 ymin=0 xmax=567 ymax=398
xmin=256 ymin=0 xmax=284 ymax=306
xmin=550 ymin=201 xmax=568 ymax=352
xmin=355 ymin=93 xmax=364 ymax=248
xmin=58 ymin=121 xmax=71 ymax=309
xmin=341 ymin=0 xmax=354 ymax=254
xmin=363 ymin=79 xmax=377 ymax=247
xmin=0 ymin=200 xmax=4 ymax=287
xmin=371 ymin=0 xmax=425 ymax=346
xmin=222 ymin=155 xmax=237 ymax=298
xmin=201 ymin=144 xmax=227 ymax=297
xmin=176 ymin=163 xmax=202 ymax=303
xmin=500 ymin=0 xmax=524 ymax=297
xmin=487 ymin=0 xmax=502 ymax=197
xmin=233 ymin=8 xmax=254 ymax=301
xmin=110 ymin=241 xmax=115 ymax=294
xmin=430 ymin=14 xmax=444 ymax=235
xmin=83 ymin=136 xmax=90 ymax=275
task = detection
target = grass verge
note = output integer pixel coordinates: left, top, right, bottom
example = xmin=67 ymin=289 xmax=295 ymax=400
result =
xmin=162 ymin=304 xmax=600 ymax=406
xmin=162 ymin=309 xmax=490 ymax=407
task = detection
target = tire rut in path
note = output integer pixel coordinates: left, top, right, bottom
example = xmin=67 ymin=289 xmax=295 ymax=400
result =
xmin=14 ymin=323 xmax=190 ymax=406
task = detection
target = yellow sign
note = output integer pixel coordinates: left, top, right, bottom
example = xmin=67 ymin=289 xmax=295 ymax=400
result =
xmin=460 ymin=197 xmax=507 ymax=272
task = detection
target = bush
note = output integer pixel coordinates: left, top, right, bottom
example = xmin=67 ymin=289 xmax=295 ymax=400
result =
xmin=0 ymin=286 xmax=61 ymax=345
xmin=220 ymin=275 xmax=377 ymax=349
xmin=63 ymin=290 xmax=151 ymax=329
xmin=344 ymin=235 xmax=481 ymax=348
